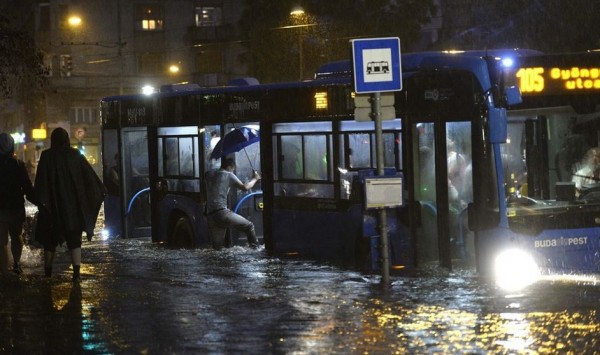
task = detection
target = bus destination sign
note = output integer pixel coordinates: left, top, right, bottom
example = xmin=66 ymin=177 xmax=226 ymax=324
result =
xmin=514 ymin=66 xmax=600 ymax=95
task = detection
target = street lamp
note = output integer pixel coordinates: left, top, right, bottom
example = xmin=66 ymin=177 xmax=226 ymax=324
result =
xmin=290 ymin=6 xmax=305 ymax=80
xmin=68 ymin=16 xmax=82 ymax=28
xmin=63 ymin=3 xmax=125 ymax=94
xmin=290 ymin=6 xmax=305 ymax=16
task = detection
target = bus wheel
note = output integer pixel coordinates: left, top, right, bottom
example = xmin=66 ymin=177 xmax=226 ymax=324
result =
xmin=171 ymin=216 xmax=195 ymax=249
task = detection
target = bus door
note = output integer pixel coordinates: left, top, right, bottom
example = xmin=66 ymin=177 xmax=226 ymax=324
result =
xmin=412 ymin=121 xmax=473 ymax=269
xmin=102 ymin=128 xmax=121 ymax=237
xmin=154 ymin=126 xmax=202 ymax=247
xmin=223 ymin=122 xmax=263 ymax=244
xmin=123 ymin=128 xmax=151 ymax=238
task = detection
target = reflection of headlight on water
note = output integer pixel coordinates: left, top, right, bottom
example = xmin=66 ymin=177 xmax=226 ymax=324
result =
xmin=101 ymin=229 xmax=110 ymax=241
xmin=494 ymin=249 xmax=540 ymax=291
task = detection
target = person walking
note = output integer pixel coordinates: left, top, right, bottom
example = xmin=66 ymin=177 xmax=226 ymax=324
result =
xmin=0 ymin=133 xmax=37 ymax=277
xmin=204 ymin=158 xmax=261 ymax=249
xmin=34 ymin=127 xmax=106 ymax=281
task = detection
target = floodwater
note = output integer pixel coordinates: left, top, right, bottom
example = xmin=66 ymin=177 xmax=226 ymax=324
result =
xmin=1 ymin=212 xmax=600 ymax=354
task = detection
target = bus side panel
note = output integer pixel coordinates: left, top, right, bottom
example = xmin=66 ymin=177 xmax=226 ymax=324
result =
xmin=523 ymin=228 xmax=600 ymax=273
xmin=271 ymin=206 xmax=413 ymax=270
xmin=271 ymin=207 xmax=363 ymax=268
xmin=363 ymin=209 xmax=414 ymax=271
xmin=478 ymin=225 xmax=600 ymax=275
xmin=157 ymin=194 xmax=210 ymax=247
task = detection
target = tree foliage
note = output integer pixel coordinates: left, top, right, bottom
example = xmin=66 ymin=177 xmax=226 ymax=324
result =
xmin=0 ymin=11 xmax=47 ymax=100
xmin=436 ymin=0 xmax=600 ymax=53
xmin=238 ymin=0 xmax=436 ymax=82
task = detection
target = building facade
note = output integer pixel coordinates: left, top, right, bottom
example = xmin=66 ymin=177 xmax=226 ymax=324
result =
xmin=31 ymin=0 xmax=246 ymax=174
xmin=24 ymin=0 xmax=448 ymax=175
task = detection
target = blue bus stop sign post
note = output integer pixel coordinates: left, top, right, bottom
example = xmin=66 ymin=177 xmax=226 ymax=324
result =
xmin=351 ymin=37 xmax=402 ymax=286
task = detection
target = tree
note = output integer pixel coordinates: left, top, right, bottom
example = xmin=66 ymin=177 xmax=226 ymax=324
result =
xmin=0 ymin=2 xmax=47 ymax=132
xmin=238 ymin=0 xmax=437 ymax=83
xmin=435 ymin=0 xmax=600 ymax=53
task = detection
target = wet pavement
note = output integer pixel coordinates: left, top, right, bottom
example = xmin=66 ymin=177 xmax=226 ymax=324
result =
xmin=2 ymin=232 xmax=600 ymax=353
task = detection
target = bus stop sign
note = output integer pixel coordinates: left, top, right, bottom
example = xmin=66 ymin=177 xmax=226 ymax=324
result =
xmin=351 ymin=37 xmax=402 ymax=94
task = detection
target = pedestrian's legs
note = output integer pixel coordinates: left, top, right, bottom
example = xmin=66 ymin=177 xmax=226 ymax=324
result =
xmin=9 ymin=220 xmax=24 ymax=274
xmin=0 ymin=222 xmax=10 ymax=276
xmin=207 ymin=215 xmax=228 ymax=250
xmin=70 ymin=247 xmax=81 ymax=282
xmin=220 ymin=211 xmax=258 ymax=247
xmin=43 ymin=249 xmax=54 ymax=277
xmin=67 ymin=234 xmax=82 ymax=282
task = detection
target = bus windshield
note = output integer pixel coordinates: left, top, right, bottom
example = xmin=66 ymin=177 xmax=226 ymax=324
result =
xmin=505 ymin=106 xmax=600 ymax=234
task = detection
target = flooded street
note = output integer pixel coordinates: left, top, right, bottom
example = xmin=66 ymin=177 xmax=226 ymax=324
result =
xmin=1 ymin=213 xmax=600 ymax=354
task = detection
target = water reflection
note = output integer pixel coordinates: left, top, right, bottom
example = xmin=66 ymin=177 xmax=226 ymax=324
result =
xmin=1 ymin=238 xmax=599 ymax=353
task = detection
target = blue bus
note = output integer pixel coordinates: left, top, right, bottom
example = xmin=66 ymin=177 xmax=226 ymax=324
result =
xmin=100 ymin=49 xmax=600 ymax=287
xmin=490 ymin=52 xmax=600 ymax=287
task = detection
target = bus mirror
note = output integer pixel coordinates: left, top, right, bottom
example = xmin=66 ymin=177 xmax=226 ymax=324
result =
xmin=488 ymin=107 xmax=507 ymax=143
xmin=504 ymin=86 xmax=522 ymax=106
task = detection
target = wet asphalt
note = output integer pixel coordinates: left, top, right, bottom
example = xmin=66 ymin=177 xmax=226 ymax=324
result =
xmin=1 ymin=234 xmax=600 ymax=354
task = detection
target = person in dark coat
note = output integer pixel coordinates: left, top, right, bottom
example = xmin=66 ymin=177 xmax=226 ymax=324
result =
xmin=0 ymin=133 xmax=37 ymax=277
xmin=34 ymin=127 xmax=106 ymax=281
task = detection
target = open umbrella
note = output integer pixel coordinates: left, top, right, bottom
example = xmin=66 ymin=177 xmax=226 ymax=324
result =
xmin=210 ymin=125 xmax=260 ymax=160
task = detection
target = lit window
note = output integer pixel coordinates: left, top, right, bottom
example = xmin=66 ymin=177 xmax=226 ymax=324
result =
xmin=195 ymin=6 xmax=222 ymax=27
xmin=69 ymin=107 xmax=97 ymax=124
xmin=136 ymin=5 xmax=164 ymax=31
xmin=59 ymin=54 xmax=72 ymax=77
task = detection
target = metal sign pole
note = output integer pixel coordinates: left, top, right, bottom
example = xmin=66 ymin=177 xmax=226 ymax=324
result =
xmin=352 ymin=37 xmax=401 ymax=286
xmin=371 ymin=92 xmax=390 ymax=285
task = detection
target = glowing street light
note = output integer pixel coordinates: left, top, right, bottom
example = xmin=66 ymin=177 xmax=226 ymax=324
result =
xmin=168 ymin=64 xmax=180 ymax=74
xmin=68 ymin=16 xmax=82 ymax=28
xmin=290 ymin=6 xmax=305 ymax=16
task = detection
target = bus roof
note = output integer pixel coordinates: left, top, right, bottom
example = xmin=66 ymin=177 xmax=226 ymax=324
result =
xmin=315 ymin=48 xmax=542 ymax=79
xmin=101 ymin=48 xmax=542 ymax=103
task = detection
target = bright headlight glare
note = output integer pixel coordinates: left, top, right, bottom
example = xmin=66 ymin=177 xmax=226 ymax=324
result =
xmin=501 ymin=57 xmax=514 ymax=68
xmin=101 ymin=229 xmax=110 ymax=241
xmin=494 ymin=249 xmax=540 ymax=291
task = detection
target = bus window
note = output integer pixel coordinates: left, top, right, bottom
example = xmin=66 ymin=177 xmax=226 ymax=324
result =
xmin=204 ymin=125 xmax=221 ymax=171
xmin=348 ymin=133 xmax=371 ymax=168
xmin=165 ymin=138 xmax=179 ymax=176
xmin=383 ymin=132 xmax=401 ymax=168
xmin=338 ymin=119 xmax=403 ymax=200
xmin=229 ymin=127 xmax=260 ymax=183
xmin=281 ymin=135 xmax=303 ymax=180
xmin=304 ymin=135 xmax=328 ymax=180
xmin=280 ymin=134 xmax=329 ymax=182
xmin=273 ymin=122 xmax=333 ymax=198
xmin=178 ymin=137 xmax=195 ymax=177
xmin=123 ymin=129 xmax=150 ymax=230
xmin=506 ymin=109 xmax=599 ymax=201
xmin=447 ymin=122 xmax=472 ymax=209
xmin=158 ymin=127 xmax=200 ymax=192
xmin=102 ymin=129 xmax=121 ymax=237
xmin=501 ymin=122 xmax=528 ymax=197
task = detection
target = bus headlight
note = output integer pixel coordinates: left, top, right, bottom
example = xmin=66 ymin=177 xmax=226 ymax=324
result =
xmin=494 ymin=248 xmax=540 ymax=291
